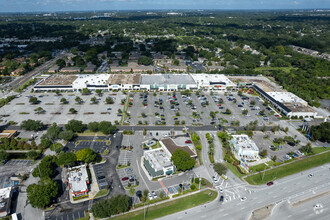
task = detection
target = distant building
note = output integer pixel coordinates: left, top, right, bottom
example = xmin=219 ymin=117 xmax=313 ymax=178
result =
xmin=191 ymin=74 xmax=236 ymax=91
xmin=48 ymin=65 xmax=60 ymax=73
xmin=60 ymin=67 xmax=81 ymax=73
xmin=84 ymin=63 xmax=96 ymax=73
xmin=0 ymin=130 xmax=17 ymax=139
xmin=0 ymin=187 xmax=13 ymax=217
xmin=67 ymin=165 xmax=89 ymax=198
xmin=143 ymin=148 xmax=175 ymax=178
xmin=231 ymin=135 xmax=259 ymax=161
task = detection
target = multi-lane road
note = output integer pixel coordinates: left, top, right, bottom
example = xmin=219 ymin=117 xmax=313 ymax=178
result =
xmin=159 ymin=164 xmax=330 ymax=220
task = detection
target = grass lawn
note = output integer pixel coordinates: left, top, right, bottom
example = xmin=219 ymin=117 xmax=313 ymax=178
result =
xmin=94 ymin=189 xmax=109 ymax=198
xmin=113 ymin=189 xmax=217 ymax=220
xmin=313 ymin=147 xmax=330 ymax=154
xmin=254 ymin=66 xmax=297 ymax=73
xmin=245 ymin=151 xmax=330 ymax=185
xmin=76 ymin=130 xmax=105 ymax=136
xmin=225 ymin=162 xmax=246 ymax=178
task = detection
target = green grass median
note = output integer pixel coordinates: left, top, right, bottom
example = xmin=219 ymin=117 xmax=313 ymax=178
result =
xmin=245 ymin=151 xmax=330 ymax=185
xmin=112 ymin=189 xmax=217 ymax=220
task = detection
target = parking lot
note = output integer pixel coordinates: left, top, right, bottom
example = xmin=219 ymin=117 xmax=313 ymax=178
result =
xmin=117 ymin=167 xmax=136 ymax=187
xmin=92 ymin=163 xmax=109 ymax=190
xmin=1 ymin=90 xmax=123 ymax=125
xmin=65 ymin=136 xmax=110 ymax=153
xmin=118 ymin=150 xmax=132 ymax=166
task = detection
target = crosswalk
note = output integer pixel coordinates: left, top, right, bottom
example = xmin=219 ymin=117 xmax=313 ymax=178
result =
xmin=214 ymin=177 xmax=255 ymax=203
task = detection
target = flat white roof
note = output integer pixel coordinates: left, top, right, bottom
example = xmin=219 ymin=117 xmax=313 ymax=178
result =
xmin=191 ymin=74 xmax=236 ymax=87
xmin=267 ymin=92 xmax=307 ymax=105
xmin=232 ymin=135 xmax=259 ymax=152
xmin=72 ymin=74 xmax=110 ymax=89
xmin=0 ymin=187 xmax=11 ymax=199
xmin=144 ymin=148 xmax=172 ymax=171
xmin=68 ymin=165 xmax=88 ymax=193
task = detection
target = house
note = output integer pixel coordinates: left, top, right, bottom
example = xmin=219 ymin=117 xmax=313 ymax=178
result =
xmin=0 ymin=187 xmax=13 ymax=217
xmin=0 ymin=130 xmax=17 ymax=139
xmin=84 ymin=63 xmax=96 ymax=73
xmin=67 ymin=165 xmax=89 ymax=198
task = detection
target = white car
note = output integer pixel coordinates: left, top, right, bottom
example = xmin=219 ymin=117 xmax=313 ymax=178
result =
xmin=218 ymin=187 xmax=223 ymax=193
xmin=308 ymin=174 xmax=313 ymax=178
xmin=241 ymin=197 xmax=247 ymax=202
xmin=212 ymin=176 xmax=218 ymax=183
xmin=148 ymin=193 xmax=153 ymax=200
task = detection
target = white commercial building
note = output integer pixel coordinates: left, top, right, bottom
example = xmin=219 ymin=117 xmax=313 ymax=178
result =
xmin=143 ymin=148 xmax=175 ymax=178
xmin=231 ymin=135 xmax=260 ymax=161
xmin=67 ymin=165 xmax=89 ymax=198
xmin=72 ymin=74 xmax=110 ymax=91
xmin=191 ymin=74 xmax=236 ymax=91
xmin=0 ymin=187 xmax=13 ymax=217
xmin=140 ymin=74 xmax=197 ymax=91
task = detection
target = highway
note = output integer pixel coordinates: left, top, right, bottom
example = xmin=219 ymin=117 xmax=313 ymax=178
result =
xmin=159 ymin=164 xmax=330 ymax=220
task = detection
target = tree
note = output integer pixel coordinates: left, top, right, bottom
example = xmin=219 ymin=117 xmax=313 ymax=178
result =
xmin=129 ymin=187 xmax=135 ymax=196
xmin=75 ymin=96 xmax=83 ymax=104
xmin=95 ymin=89 xmax=102 ymax=95
xmin=59 ymin=130 xmax=75 ymax=141
xmin=29 ymin=97 xmax=39 ymax=104
xmin=69 ymin=108 xmax=77 ymax=114
xmin=213 ymin=163 xmax=228 ymax=176
xmin=91 ymin=195 xmax=131 ymax=218
xmin=45 ymin=123 xmax=61 ymax=141
xmin=300 ymin=143 xmax=314 ymax=154
xmin=98 ymin=121 xmax=116 ymax=135
xmin=60 ymin=97 xmax=68 ymax=104
xmin=171 ymin=149 xmax=195 ymax=171
xmin=32 ymin=155 xmax=57 ymax=178
xmin=50 ymin=143 xmax=63 ymax=153
xmin=20 ymin=119 xmax=44 ymax=131
xmin=225 ymin=108 xmax=232 ymax=115
xmin=105 ymin=97 xmax=114 ymax=104
xmin=91 ymin=96 xmax=97 ymax=104
xmin=27 ymin=178 xmax=58 ymax=208
xmin=0 ymin=150 xmax=9 ymax=161
xmin=56 ymin=152 xmax=77 ymax=166
xmin=27 ymin=150 xmax=41 ymax=160
xmin=81 ymin=88 xmax=91 ymax=95
xmin=76 ymin=148 xmax=97 ymax=163
xmin=34 ymin=107 xmax=44 ymax=114
xmin=55 ymin=58 xmax=66 ymax=68
xmin=65 ymin=120 xmax=85 ymax=133
xmin=40 ymin=134 xmax=52 ymax=149
xmin=242 ymin=109 xmax=248 ymax=115
xmin=259 ymin=149 xmax=268 ymax=157
xmin=88 ymin=122 xmax=99 ymax=132
xmin=138 ymin=56 xmax=153 ymax=65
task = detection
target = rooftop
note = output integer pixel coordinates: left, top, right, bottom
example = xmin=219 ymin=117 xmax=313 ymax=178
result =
xmin=161 ymin=137 xmax=196 ymax=157
xmin=68 ymin=165 xmax=88 ymax=194
xmin=39 ymin=74 xmax=78 ymax=86
xmin=231 ymin=135 xmax=259 ymax=152
xmin=72 ymin=74 xmax=110 ymax=88
xmin=141 ymin=74 xmax=196 ymax=85
xmin=108 ymin=73 xmax=141 ymax=85
xmin=144 ymin=148 xmax=172 ymax=171
xmin=191 ymin=74 xmax=235 ymax=87
xmin=0 ymin=187 xmax=12 ymax=214
xmin=267 ymin=92 xmax=308 ymax=105
xmin=0 ymin=130 xmax=17 ymax=139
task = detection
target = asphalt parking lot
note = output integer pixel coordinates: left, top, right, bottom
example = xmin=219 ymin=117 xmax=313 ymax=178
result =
xmin=47 ymin=208 xmax=85 ymax=220
xmin=117 ymin=167 xmax=136 ymax=187
xmin=118 ymin=150 xmax=132 ymax=166
xmin=65 ymin=136 xmax=110 ymax=153
xmin=92 ymin=163 xmax=109 ymax=190
xmin=2 ymin=90 xmax=123 ymax=125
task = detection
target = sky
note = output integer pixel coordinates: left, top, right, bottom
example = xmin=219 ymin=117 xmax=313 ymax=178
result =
xmin=0 ymin=0 xmax=329 ymax=13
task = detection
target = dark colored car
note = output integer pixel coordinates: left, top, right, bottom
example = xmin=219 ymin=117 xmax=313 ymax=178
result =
xmin=267 ymin=181 xmax=274 ymax=186
xmin=121 ymin=177 xmax=129 ymax=181
xmin=220 ymin=196 xmax=224 ymax=202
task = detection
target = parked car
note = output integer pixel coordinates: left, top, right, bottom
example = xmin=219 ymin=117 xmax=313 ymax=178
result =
xmin=220 ymin=195 xmax=224 ymax=202
xmin=148 ymin=193 xmax=153 ymax=200
xmin=121 ymin=177 xmax=129 ymax=181
xmin=185 ymin=140 xmax=192 ymax=144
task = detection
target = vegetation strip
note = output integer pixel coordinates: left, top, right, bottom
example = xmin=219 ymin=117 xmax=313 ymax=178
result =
xmin=244 ymin=151 xmax=330 ymax=185
xmin=112 ymin=189 xmax=217 ymax=220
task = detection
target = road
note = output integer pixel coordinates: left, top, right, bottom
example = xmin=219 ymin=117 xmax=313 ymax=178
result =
xmin=6 ymin=52 xmax=68 ymax=90
xmin=159 ymin=164 xmax=330 ymax=220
